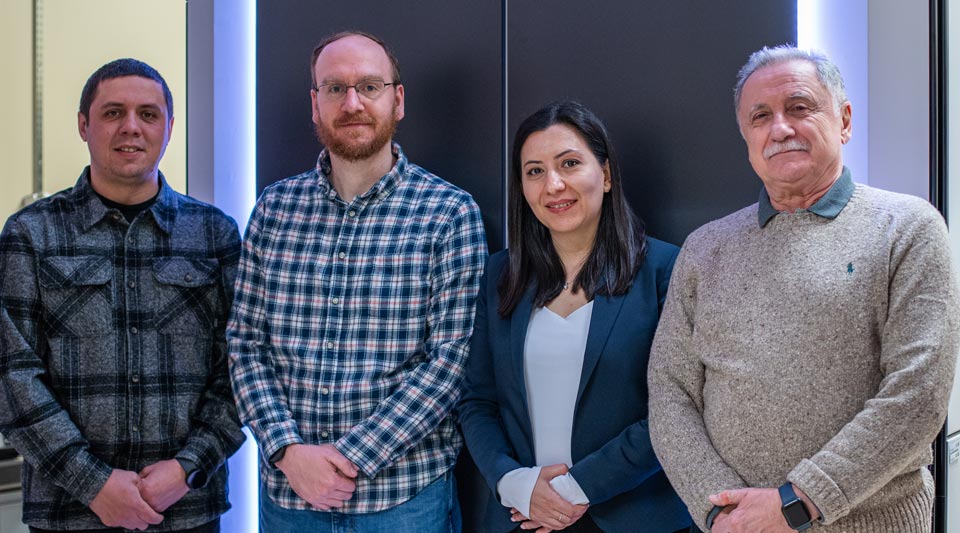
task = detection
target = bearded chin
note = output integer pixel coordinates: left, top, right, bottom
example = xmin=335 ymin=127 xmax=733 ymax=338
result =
xmin=315 ymin=117 xmax=397 ymax=162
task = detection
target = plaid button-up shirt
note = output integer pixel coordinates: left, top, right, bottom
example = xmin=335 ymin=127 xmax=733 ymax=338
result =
xmin=228 ymin=144 xmax=487 ymax=513
xmin=0 ymin=170 xmax=245 ymax=531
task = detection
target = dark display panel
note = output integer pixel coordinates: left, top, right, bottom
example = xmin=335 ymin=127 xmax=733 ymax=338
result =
xmin=508 ymin=2 xmax=796 ymax=245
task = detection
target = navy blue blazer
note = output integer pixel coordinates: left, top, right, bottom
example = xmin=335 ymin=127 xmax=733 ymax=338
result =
xmin=459 ymin=238 xmax=691 ymax=532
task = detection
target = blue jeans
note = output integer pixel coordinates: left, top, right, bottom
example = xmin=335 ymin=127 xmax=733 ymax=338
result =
xmin=259 ymin=471 xmax=461 ymax=532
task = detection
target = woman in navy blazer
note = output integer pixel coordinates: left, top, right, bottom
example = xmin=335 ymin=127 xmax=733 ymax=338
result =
xmin=459 ymin=102 xmax=693 ymax=533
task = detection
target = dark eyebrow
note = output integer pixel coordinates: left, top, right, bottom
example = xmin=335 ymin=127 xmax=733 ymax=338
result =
xmin=524 ymin=148 xmax=584 ymax=168
xmin=319 ymin=75 xmax=386 ymax=84
xmin=97 ymin=102 xmax=162 ymax=111
xmin=553 ymin=149 xmax=580 ymax=160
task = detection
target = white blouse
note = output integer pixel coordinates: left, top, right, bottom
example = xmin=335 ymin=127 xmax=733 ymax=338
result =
xmin=496 ymin=302 xmax=593 ymax=518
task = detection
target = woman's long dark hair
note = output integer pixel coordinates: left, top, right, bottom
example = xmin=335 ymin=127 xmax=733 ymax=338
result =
xmin=498 ymin=101 xmax=647 ymax=317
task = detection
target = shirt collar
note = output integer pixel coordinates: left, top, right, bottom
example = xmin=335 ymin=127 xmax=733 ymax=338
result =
xmin=758 ymin=166 xmax=854 ymax=228
xmin=75 ymin=166 xmax=180 ymax=234
xmin=314 ymin=141 xmax=406 ymax=201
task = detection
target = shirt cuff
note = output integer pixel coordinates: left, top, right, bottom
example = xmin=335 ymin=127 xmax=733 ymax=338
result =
xmin=549 ymin=473 xmax=589 ymax=505
xmin=260 ymin=420 xmax=303 ymax=465
xmin=497 ymin=466 xmax=541 ymax=519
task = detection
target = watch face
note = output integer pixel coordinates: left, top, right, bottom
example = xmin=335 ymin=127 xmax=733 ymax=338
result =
xmin=782 ymin=500 xmax=811 ymax=527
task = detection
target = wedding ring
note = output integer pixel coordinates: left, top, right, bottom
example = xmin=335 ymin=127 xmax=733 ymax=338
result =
xmin=558 ymin=513 xmax=566 ymax=522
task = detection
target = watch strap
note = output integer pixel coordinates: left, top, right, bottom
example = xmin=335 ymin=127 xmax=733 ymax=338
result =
xmin=706 ymin=504 xmax=724 ymax=529
xmin=175 ymin=457 xmax=197 ymax=476
xmin=176 ymin=458 xmax=209 ymax=490
xmin=779 ymin=483 xmax=813 ymax=531
xmin=269 ymin=445 xmax=288 ymax=467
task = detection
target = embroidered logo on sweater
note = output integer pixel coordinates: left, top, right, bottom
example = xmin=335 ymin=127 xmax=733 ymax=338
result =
xmin=847 ymin=262 xmax=855 ymax=275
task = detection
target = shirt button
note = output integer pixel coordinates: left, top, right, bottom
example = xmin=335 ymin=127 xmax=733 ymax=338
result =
xmin=130 ymin=326 xmax=139 ymax=334
xmin=331 ymin=298 xmax=340 ymax=305
xmin=112 ymin=213 xmax=122 ymax=221
xmin=338 ymin=252 xmax=346 ymax=259
xmin=127 ymin=281 xmax=136 ymax=289
xmin=320 ymin=431 xmax=329 ymax=438
xmin=185 ymin=274 xmax=193 ymax=282
xmin=348 ymin=210 xmax=357 ymax=217
xmin=326 ymin=341 xmax=334 ymax=349
xmin=132 ymin=425 xmax=139 ymax=433
xmin=131 ymin=375 xmax=140 ymax=383
xmin=321 ymin=387 xmax=330 ymax=395
xmin=127 ymin=236 xmax=134 ymax=244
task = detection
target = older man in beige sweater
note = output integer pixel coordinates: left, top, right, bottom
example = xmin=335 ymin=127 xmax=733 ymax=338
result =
xmin=648 ymin=45 xmax=958 ymax=533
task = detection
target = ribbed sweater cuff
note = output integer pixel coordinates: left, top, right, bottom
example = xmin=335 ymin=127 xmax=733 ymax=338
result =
xmin=788 ymin=459 xmax=849 ymax=523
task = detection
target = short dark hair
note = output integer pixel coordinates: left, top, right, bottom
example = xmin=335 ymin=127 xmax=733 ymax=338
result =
xmin=310 ymin=31 xmax=401 ymax=88
xmin=498 ymin=100 xmax=648 ymax=317
xmin=79 ymin=58 xmax=173 ymax=119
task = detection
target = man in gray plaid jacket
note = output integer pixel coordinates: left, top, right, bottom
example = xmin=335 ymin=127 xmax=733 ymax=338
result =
xmin=0 ymin=58 xmax=244 ymax=533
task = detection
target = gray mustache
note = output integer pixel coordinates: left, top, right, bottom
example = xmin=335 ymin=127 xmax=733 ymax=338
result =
xmin=764 ymin=140 xmax=810 ymax=159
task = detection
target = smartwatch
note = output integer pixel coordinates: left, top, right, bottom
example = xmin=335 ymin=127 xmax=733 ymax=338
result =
xmin=176 ymin=458 xmax=209 ymax=490
xmin=779 ymin=483 xmax=813 ymax=531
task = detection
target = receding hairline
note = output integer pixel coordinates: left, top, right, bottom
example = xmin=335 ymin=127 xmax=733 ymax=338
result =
xmin=737 ymin=57 xmax=815 ymax=107
xmin=310 ymin=31 xmax=401 ymax=85
xmin=734 ymin=46 xmax=848 ymax=117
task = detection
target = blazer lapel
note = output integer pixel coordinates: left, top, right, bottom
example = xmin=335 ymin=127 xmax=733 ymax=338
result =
xmin=576 ymin=291 xmax=626 ymax=406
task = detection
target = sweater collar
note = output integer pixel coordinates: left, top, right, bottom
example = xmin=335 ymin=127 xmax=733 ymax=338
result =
xmin=758 ymin=166 xmax=855 ymax=228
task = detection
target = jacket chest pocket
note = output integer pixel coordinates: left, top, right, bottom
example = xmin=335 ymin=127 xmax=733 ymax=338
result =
xmin=151 ymin=257 xmax=221 ymax=335
xmin=38 ymin=255 xmax=114 ymax=336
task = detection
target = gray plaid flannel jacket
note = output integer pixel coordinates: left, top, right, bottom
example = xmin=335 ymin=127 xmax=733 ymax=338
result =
xmin=0 ymin=169 xmax=245 ymax=531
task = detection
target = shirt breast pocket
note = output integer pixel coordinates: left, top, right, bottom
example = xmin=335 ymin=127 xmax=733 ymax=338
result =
xmin=152 ymin=257 xmax=220 ymax=336
xmin=38 ymin=255 xmax=113 ymax=336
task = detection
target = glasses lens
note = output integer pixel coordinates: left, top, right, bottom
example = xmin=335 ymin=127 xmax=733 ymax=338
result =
xmin=323 ymin=84 xmax=346 ymax=100
xmin=358 ymin=80 xmax=385 ymax=98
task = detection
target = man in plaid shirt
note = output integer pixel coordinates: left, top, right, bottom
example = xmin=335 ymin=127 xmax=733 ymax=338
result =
xmin=0 ymin=59 xmax=244 ymax=532
xmin=227 ymin=31 xmax=487 ymax=531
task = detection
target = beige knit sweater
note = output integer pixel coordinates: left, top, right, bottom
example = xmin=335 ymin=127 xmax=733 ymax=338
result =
xmin=648 ymin=184 xmax=959 ymax=532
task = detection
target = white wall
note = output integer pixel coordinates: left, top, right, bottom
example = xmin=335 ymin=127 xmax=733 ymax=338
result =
xmin=798 ymin=0 xmax=870 ymax=183
xmin=798 ymin=0 xmax=929 ymax=198
xmin=0 ymin=1 xmax=35 ymax=223
xmin=867 ymin=0 xmax=930 ymax=199
xmin=37 ymin=0 xmax=187 ymax=195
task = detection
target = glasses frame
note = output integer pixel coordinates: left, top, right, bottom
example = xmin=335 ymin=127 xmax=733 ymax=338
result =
xmin=312 ymin=80 xmax=399 ymax=101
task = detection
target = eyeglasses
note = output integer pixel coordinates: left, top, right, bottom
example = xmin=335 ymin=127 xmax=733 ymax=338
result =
xmin=312 ymin=79 xmax=398 ymax=101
